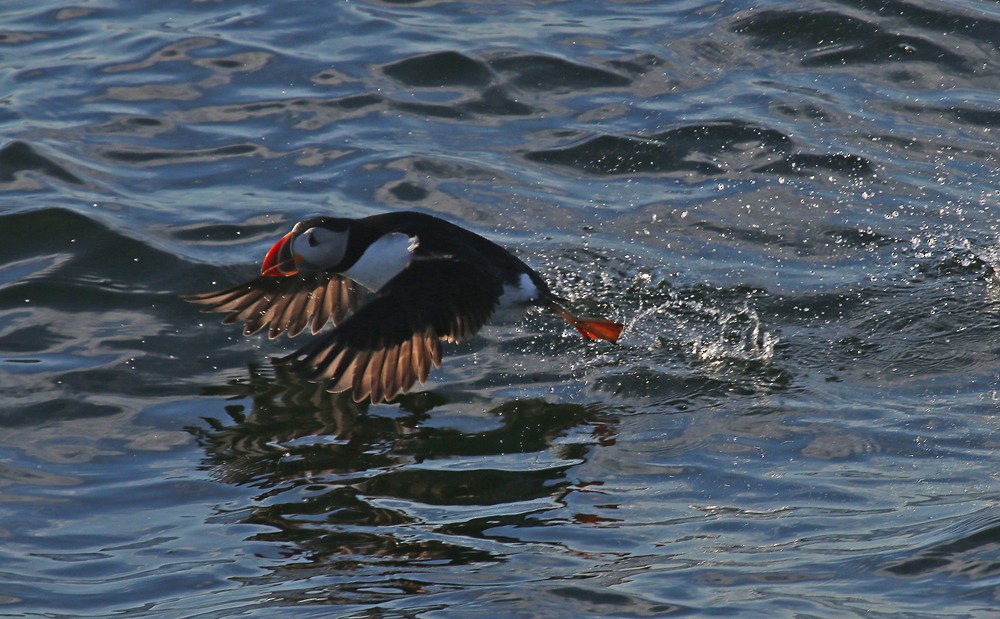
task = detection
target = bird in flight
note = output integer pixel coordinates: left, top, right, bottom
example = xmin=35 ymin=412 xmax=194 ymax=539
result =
xmin=187 ymin=211 xmax=623 ymax=403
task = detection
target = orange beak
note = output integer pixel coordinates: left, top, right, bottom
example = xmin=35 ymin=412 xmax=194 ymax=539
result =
xmin=261 ymin=231 xmax=299 ymax=277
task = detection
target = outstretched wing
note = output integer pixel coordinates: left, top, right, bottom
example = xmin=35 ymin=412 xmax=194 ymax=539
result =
xmin=185 ymin=273 xmax=360 ymax=339
xmin=279 ymin=257 xmax=504 ymax=403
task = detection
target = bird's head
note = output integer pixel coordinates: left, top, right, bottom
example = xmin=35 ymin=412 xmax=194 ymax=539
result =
xmin=261 ymin=217 xmax=350 ymax=277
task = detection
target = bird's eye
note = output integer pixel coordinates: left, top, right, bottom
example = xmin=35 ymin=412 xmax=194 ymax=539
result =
xmin=307 ymin=231 xmax=319 ymax=247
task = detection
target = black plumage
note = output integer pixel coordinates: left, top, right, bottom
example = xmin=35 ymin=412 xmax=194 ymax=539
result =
xmin=187 ymin=211 xmax=623 ymax=403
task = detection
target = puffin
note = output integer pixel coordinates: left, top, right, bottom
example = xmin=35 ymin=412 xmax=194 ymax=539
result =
xmin=187 ymin=211 xmax=623 ymax=403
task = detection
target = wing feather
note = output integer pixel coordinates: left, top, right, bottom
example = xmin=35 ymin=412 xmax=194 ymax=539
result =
xmin=185 ymin=274 xmax=359 ymax=339
xmin=397 ymin=338 xmax=415 ymax=394
xmin=381 ymin=346 xmax=399 ymax=401
xmin=279 ymin=257 xmax=502 ymax=403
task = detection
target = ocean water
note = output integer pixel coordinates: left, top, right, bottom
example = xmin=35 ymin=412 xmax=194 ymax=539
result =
xmin=2 ymin=1 xmax=999 ymax=616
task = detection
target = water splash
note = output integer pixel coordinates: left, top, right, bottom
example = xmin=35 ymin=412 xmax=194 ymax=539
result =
xmin=975 ymin=236 xmax=1000 ymax=307
xmin=626 ymin=275 xmax=777 ymax=366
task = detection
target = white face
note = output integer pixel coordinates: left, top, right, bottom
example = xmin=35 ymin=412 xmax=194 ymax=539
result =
xmin=292 ymin=226 xmax=347 ymax=270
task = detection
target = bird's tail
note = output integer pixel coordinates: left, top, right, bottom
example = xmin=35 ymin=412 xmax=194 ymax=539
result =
xmin=546 ymin=299 xmax=624 ymax=343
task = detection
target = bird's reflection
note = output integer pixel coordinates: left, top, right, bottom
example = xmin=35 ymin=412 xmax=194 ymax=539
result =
xmin=188 ymin=364 xmax=616 ymax=585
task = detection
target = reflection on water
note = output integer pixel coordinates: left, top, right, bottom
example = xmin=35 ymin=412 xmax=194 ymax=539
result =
xmin=189 ymin=365 xmax=616 ymax=607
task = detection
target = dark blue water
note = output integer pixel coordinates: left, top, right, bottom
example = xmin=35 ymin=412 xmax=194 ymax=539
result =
xmin=2 ymin=1 xmax=1000 ymax=616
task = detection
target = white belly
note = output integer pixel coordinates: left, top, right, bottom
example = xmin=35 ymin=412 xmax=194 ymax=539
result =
xmin=487 ymin=273 xmax=538 ymax=324
xmin=497 ymin=273 xmax=538 ymax=312
xmin=498 ymin=272 xmax=538 ymax=307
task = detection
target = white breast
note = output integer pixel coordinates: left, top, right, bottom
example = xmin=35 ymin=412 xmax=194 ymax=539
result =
xmin=343 ymin=233 xmax=415 ymax=291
